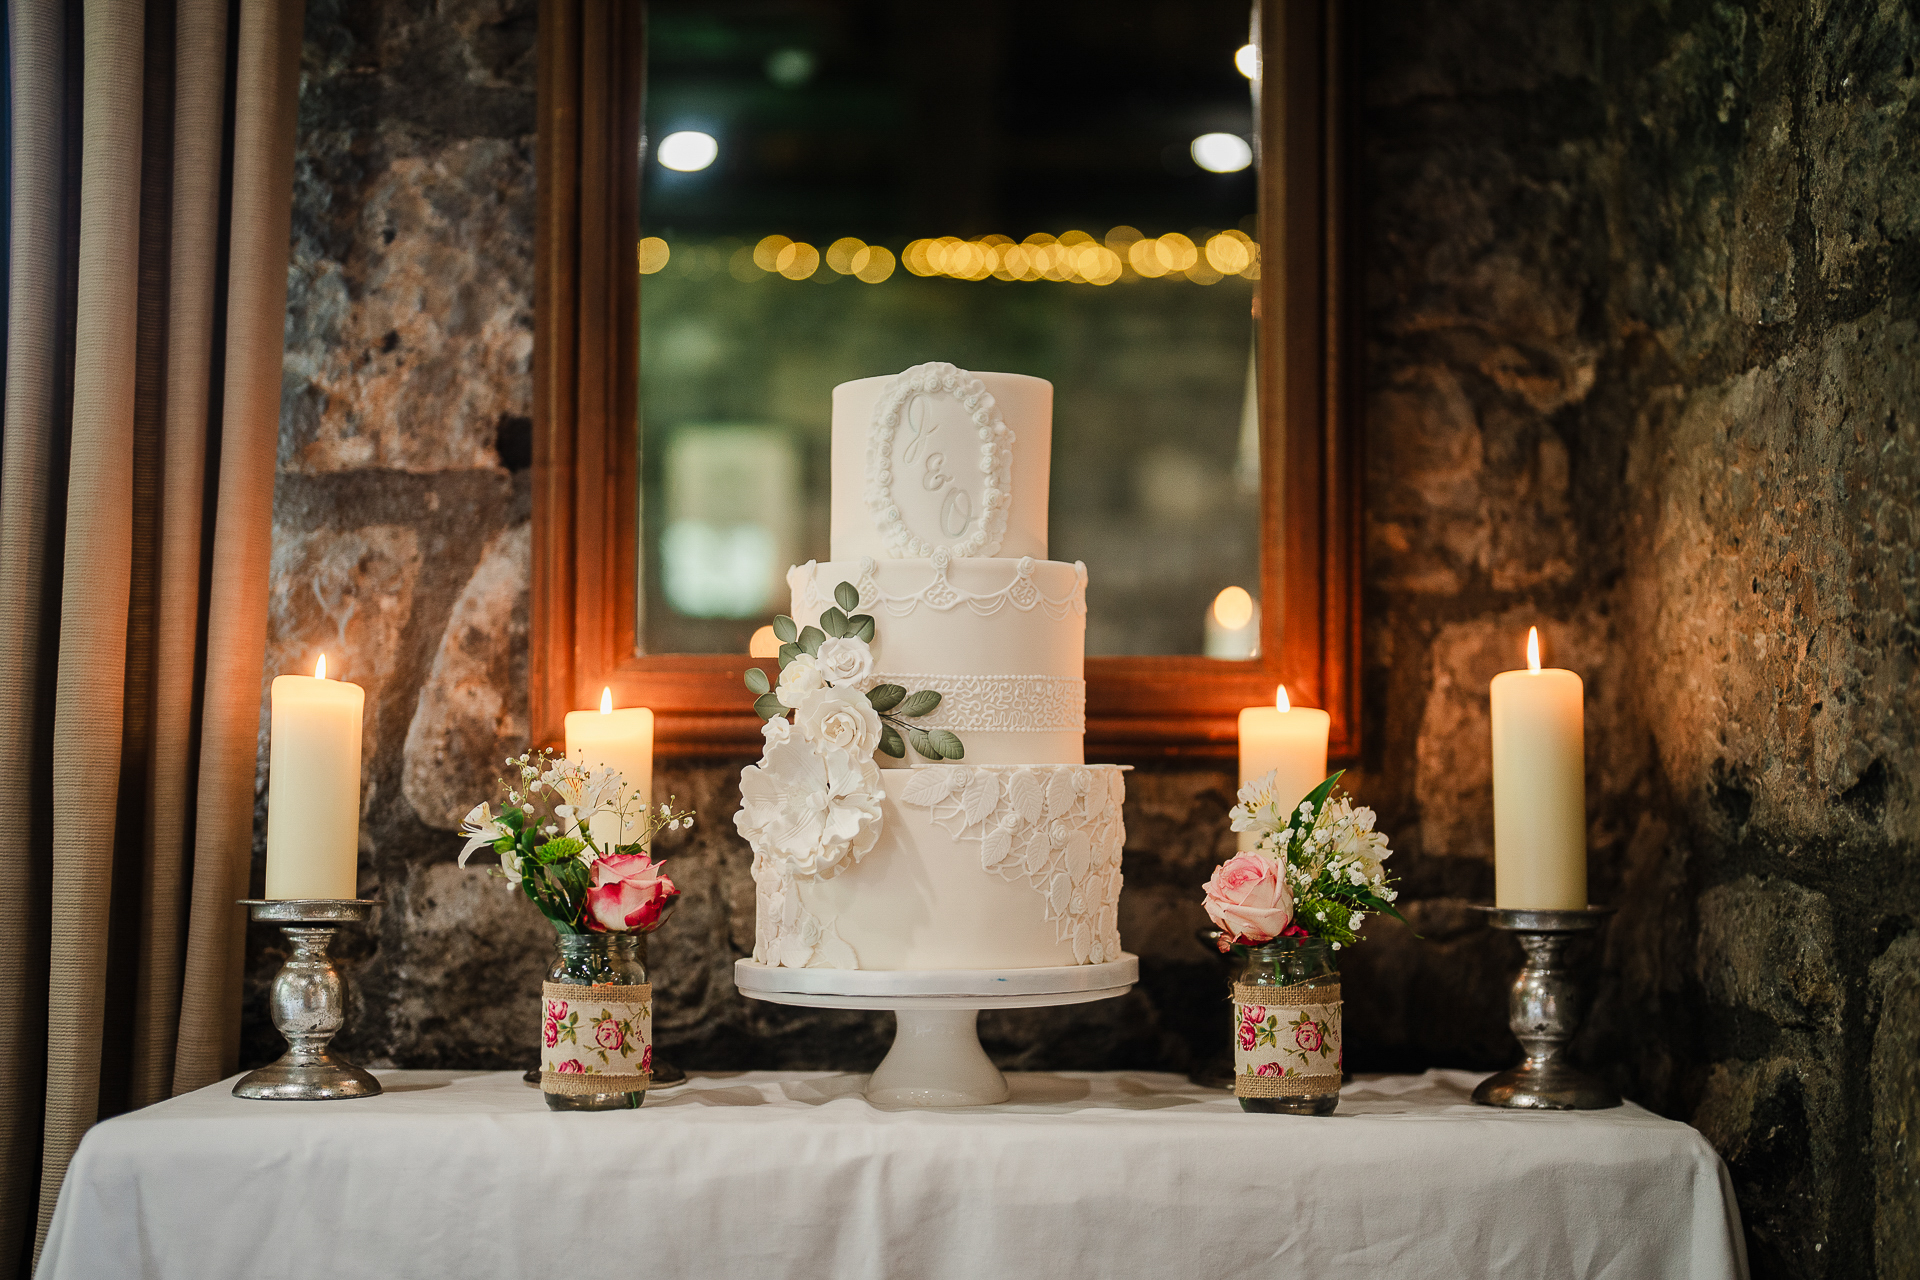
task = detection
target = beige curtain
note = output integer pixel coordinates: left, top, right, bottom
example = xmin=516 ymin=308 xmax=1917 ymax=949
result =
xmin=0 ymin=0 xmax=303 ymax=1273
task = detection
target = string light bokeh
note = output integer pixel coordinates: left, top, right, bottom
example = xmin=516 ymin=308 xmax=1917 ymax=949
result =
xmin=638 ymin=227 xmax=1257 ymax=287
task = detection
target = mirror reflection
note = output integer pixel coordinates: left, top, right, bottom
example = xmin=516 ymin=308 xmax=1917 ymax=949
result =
xmin=639 ymin=0 xmax=1262 ymax=658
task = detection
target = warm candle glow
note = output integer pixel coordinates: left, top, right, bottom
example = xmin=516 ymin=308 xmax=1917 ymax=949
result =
xmin=1276 ymin=684 xmax=1290 ymax=712
xmin=600 ymin=686 xmax=614 ymax=715
xmin=749 ymin=625 xmax=780 ymax=658
xmin=1527 ymin=626 xmax=1541 ymax=672
xmin=314 ymin=653 xmax=326 ymax=680
xmin=1212 ymin=585 xmax=1254 ymax=630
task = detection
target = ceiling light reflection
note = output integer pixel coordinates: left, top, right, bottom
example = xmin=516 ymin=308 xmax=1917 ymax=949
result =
xmin=1191 ymin=132 xmax=1253 ymax=174
xmin=657 ymin=130 xmax=718 ymax=172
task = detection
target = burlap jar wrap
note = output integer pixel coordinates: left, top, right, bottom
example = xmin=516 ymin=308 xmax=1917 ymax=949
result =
xmin=1232 ymin=981 xmax=1342 ymax=1099
xmin=540 ymin=980 xmax=652 ymax=1096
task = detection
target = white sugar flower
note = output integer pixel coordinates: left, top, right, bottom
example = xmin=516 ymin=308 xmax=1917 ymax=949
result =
xmin=814 ymin=636 xmax=876 ymax=688
xmin=775 ymin=652 xmax=827 ymax=708
xmin=734 ymin=740 xmax=884 ymax=879
xmin=795 ymin=685 xmax=882 ymax=758
xmin=761 ymin=717 xmax=793 ymax=749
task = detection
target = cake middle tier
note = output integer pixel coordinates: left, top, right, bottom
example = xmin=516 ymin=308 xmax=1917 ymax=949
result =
xmin=788 ymin=555 xmax=1086 ymax=766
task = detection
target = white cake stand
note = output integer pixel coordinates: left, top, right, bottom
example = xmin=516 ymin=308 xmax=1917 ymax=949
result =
xmin=735 ymin=954 xmax=1139 ymax=1107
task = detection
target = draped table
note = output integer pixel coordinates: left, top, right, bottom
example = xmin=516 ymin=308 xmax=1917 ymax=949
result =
xmin=39 ymin=1068 xmax=1746 ymax=1280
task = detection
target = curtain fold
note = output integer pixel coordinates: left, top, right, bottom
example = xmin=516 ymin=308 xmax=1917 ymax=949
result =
xmin=0 ymin=0 xmax=304 ymax=1272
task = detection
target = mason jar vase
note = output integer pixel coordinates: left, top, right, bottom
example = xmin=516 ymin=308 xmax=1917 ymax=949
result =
xmin=543 ymin=932 xmax=649 ymax=1112
xmin=1236 ymin=937 xmax=1342 ymax=1116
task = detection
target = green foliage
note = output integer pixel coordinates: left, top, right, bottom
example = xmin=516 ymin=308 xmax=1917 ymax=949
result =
xmin=753 ymin=692 xmax=786 ymax=720
xmin=926 ymin=729 xmax=964 ymax=759
xmin=820 ymin=607 xmax=848 ymax=638
xmin=772 ymin=615 xmax=798 ymax=643
xmin=850 ymin=614 xmax=876 ymax=642
xmin=834 ymin=581 xmax=860 ymax=612
xmin=907 ymin=726 xmax=937 ymax=759
xmin=797 ymin=626 xmax=824 ymax=656
xmin=778 ymin=642 xmax=801 ymax=666
xmin=897 ymin=690 xmax=942 ymax=717
xmin=866 ymin=683 xmax=906 ymax=712
xmin=878 ymin=724 xmax=906 ymax=758
xmin=744 ymin=666 xmax=770 ymax=695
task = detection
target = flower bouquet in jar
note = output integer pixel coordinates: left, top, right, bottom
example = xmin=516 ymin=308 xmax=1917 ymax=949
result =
xmin=457 ymin=749 xmax=693 ymax=1110
xmin=1201 ymin=770 xmax=1405 ymax=1113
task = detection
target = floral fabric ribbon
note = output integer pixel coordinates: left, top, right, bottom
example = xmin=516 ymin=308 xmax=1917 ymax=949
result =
xmin=541 ymin=981 xmax=652 ymax=1096
xmin=1232 ymin=981 xmax=1342 ymax=1099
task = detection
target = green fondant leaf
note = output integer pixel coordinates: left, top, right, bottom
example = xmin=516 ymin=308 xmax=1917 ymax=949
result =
xmin=744 ymin=666 xmax=770 ymax=695
xmin=798 ymin=626 xmax=825 ymax=656
xmin=834 ymin=581 xmax=860 ymax=612
xmin=777 ymin=642 xmax=801 ymax=666
xmin=897 ymin=690 xmax=942 ymax=718
xmin=753 ymin=693 xmax=787 ymax=720
xmin=928 ymin=730 xmax=964 ymax=760
xmin=821 ymin=607 xmax=848 ymax=638
xmin=851 ymin=615 xmax=876 ymax=642
xmin=907 ymin=726 xmax=938 ymax=760
xmin=772 ymin=615 xmax=798 ymax=644
xmin=866 ymin=683 xmax=906 ymax=712
xmin=878 ymin=724 xmax=906 ymax=758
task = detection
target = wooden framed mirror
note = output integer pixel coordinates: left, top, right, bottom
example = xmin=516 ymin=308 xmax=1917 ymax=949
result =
xmin=531 ymin=0 xmax=1357 ymax=762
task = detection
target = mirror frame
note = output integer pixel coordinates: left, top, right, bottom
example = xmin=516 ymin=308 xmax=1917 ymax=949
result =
xmin=531 ymin=0 xmax=1359 ymax=762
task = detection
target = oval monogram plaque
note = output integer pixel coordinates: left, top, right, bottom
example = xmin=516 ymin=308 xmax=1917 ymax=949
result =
xmin=864 ymin=362 xmax=1014 ymax=559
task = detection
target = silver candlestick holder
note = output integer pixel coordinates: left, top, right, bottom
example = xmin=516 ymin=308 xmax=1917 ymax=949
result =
xmin=1471 ymin=906 xmax=1621 ymax=1110
xmin=234 ymin=899 xmax=382 ymax=1101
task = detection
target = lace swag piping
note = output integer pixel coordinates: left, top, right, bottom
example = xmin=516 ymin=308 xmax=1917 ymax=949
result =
xmin=792 ymin=551 xmax=1088 ymax=622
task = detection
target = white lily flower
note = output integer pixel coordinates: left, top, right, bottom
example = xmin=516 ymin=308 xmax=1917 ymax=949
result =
xmin=457 ymin=802 xmax=509 ymax=866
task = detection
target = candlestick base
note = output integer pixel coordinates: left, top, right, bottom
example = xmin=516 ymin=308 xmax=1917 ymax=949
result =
xmin=234 ymin=900 xmax=382 ymax=1101
xmin=1470 ymin=906 xmax=1621 ymax=1111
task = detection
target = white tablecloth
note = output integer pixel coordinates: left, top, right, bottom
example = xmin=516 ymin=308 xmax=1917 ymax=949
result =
xmin=39 ymin=1068 xmax=1746 ymax=1280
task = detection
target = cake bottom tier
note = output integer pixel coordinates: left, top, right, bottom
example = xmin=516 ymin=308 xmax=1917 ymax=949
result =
xmin=752 ymin=764 xmax=1126 ymax=971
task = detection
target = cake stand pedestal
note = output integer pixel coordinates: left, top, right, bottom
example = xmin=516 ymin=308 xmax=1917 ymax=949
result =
xmin=736 ymin=954 xmax=1139 ymax=1107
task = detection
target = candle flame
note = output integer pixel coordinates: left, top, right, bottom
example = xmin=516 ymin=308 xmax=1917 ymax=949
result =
xmin=314 ymin=653 xmax=327 ymax=680
xmin=1276 ymin=684 xmax=1290 ymax=712
xmin=1527 ymin=627 xmax=1541 ymax=672
xmin=600 ymin=686 xmax=614 ymax=714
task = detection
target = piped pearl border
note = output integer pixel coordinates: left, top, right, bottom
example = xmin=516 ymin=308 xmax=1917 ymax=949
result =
xmin=864 ymin=362 xmax=1015 ymax=559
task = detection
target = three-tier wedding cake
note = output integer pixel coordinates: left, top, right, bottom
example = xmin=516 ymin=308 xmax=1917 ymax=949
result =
xmin=734 ymin=362 xmax=1126 ymax=971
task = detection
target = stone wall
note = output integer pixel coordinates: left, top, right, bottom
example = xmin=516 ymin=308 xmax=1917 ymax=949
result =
xmin=256 ymin=2 xmax=1917 ymax=1277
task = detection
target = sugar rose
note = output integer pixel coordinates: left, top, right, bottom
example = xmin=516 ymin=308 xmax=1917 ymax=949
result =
xmin=1202 ymin=851 xmax=1294 ymax=945
xmin=775 ymin=652 xmax=826 ymax=708
xmin=814 ymin=636 xmax=875 ymax=688
xmin=796 ymin=685 xmax=882 ymax=758
xmin=584 ymin=852 xmax=679 ymax=932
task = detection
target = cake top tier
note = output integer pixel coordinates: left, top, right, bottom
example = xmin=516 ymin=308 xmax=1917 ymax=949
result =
xmin=829 ymin=363 xmax=1052 ymax=562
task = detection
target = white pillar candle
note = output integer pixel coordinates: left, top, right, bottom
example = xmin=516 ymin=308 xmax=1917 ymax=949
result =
xmin=1491 ymin=627 xmax=1586 ymax=908
xmin=264 ymin=654 xmax=364 ymax=900
xmin=565 ymin=687 xmax=655 ymax=849
xmin=1236 ymin=685 xmax=1330 ymax=849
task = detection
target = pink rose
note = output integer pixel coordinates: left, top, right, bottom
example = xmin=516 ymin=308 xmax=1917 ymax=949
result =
xmin=556 ymin=1059 xmax=585 ymax=1074
xmin=594 ymin=1018 xmax=626 ymax=1053
xmin=1237 ymin=1006 xmax=1265 ymax=1051
xmin=1255 ymin=1062 xmax=1283 ymax=1077
xmin=544 ymin=999 xmax=567 ymax=1048
xmin=584 ymin=852 xmax=680 ymax=932
xmin=1202 ymin=852 xmax=1293 ymax=945
xmin=1295 ymin=1020 xmax=1324 ymax=1053
xmin=640 ymin=1045 xmax=653 ymax=1074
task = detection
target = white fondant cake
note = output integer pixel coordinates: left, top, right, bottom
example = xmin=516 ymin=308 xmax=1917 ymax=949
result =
xmin=737 ymin=362 xmax=1125 ymax=971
